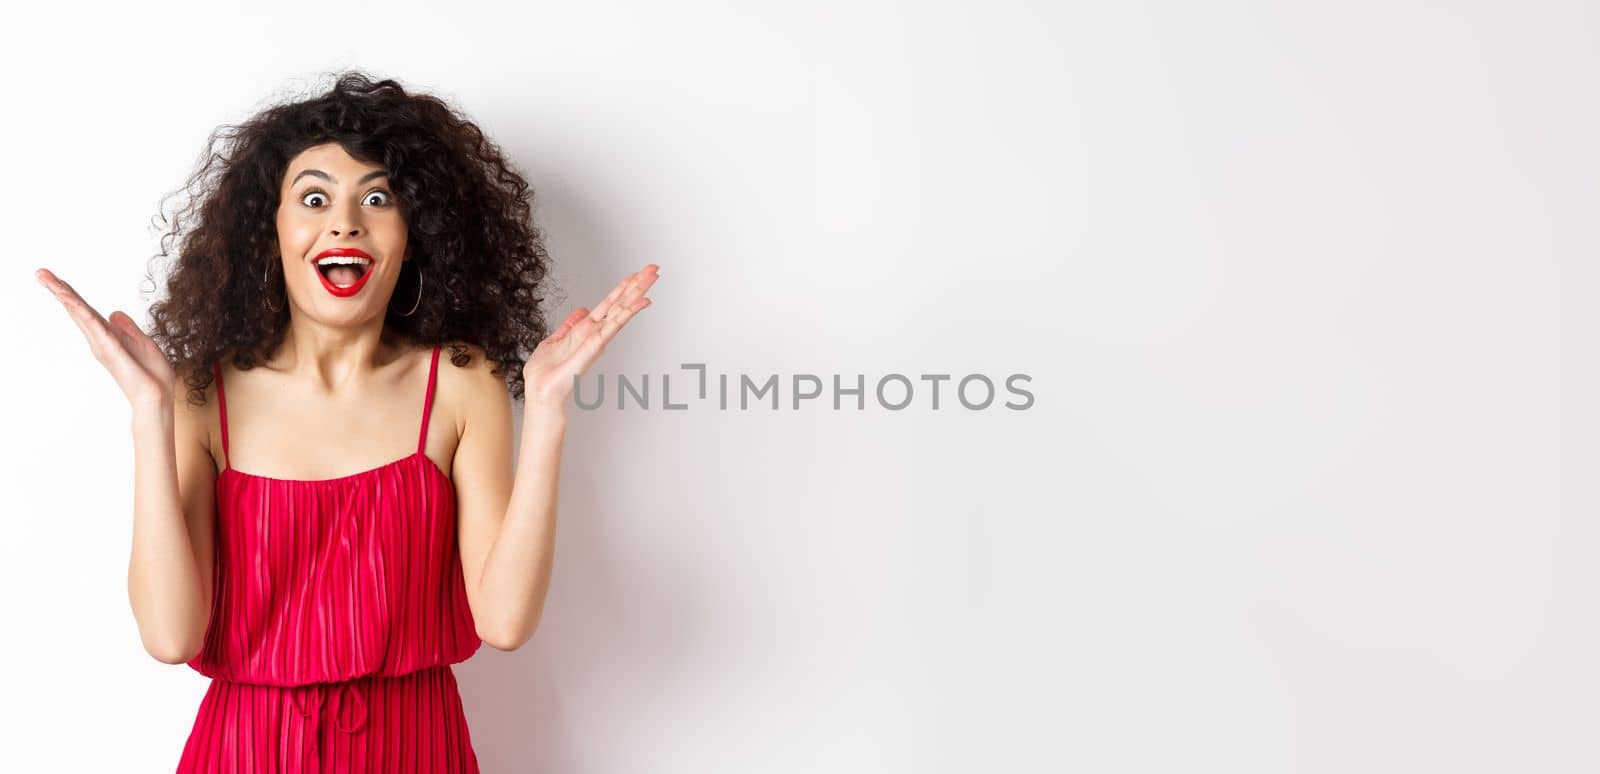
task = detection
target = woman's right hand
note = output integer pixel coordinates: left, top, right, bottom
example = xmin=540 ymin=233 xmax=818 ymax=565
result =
xmin=37 ymin=267 xmax=177 ymax=411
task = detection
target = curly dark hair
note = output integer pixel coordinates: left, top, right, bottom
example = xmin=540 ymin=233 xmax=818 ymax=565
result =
xmin=144 ymin=70 xmax=554 ymax=406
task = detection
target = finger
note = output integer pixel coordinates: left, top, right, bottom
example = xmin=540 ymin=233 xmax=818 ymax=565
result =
xmin=565 ymin=301 xmax=642 ymax=373
xmin=107 ymin=310 xmax=138 ymax=335
xmin=539 ymin=309 xmax=587 ymax=351
xmin=39 ymin=269 xmax=108 ymax=326
xmin=38 ymin=269 xmax=123 ymax=357
xmin=105 ymin=312 xmax=135 ymax=351
xmin=572 ymin=262 xmax=656 ymax=345
xmin=39 ymin=275 xmax=151 ymax=398
xmin=586 ymin=274 xmax=637 ymax=324
xmin=588 ymin=264 xmax=659 ymax=324
xmin=546 ymin=308 xmax=588 ymax=342
xmin=599 ymin=267 xmax=658 ymax=326
xmin=587 ymin=296 xmax=652 ymax=352
xmin=109 ymin=311 xmax=168 ymax=373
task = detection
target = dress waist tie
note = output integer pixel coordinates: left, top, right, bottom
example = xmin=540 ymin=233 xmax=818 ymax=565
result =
xmin=290 ymin=680 xmax=369 ymax=760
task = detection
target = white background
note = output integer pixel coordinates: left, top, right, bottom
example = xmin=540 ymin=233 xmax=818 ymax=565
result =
xmin=1 ymin=1 xmax=1596 ymax=772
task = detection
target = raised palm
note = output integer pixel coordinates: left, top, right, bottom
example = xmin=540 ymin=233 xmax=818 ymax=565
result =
xmin=522 ymin=263 xmax=659 ymax=410
xmin=36 ymin=268 xmax=176 ymax=409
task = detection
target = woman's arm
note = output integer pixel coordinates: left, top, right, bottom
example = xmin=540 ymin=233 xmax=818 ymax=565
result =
xmin=452 ymin=365 xmax=565 ymax=651
xmin=36 ymin=268 xmax=213 ymax=665
xmin=125 ymin=385 xmax=216 ymax=664
xmin=453 ymin=264 xmax=657 ymax=651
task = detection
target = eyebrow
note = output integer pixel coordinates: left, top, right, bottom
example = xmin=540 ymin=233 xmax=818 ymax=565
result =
xmin=289 ymin=168 xmax=391 ymax=187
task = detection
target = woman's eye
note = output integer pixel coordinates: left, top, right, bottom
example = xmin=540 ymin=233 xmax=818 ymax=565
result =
xmin=364 ymin=190 xmax=391 ymax=206
xmin=301 ymin=192 xmax=327 ymax=207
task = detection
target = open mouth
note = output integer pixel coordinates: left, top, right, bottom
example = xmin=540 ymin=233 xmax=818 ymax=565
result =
xmin=317 ymin=256 xmax=371 ymax=286
xmin=314 ymin=254 xmax=375 ymax=297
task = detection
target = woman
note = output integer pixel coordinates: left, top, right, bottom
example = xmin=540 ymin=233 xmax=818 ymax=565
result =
xmin=35 ymin=71 xmax=658 ymax=771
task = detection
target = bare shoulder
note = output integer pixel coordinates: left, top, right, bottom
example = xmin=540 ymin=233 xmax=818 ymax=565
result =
xmin=434 ymin=343 xmax=514 ymax=434
xmin=170 ymin=361 xmax=220 ymax=467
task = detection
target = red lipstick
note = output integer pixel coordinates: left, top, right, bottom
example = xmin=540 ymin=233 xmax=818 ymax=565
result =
xmin=312 ymin=248 xmax=375 ymax=298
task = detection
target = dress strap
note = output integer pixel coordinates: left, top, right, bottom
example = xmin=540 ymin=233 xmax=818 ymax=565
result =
xmin=418 ymin=345 xmax=441 ymax=455
xmin=213 ymin=359 xmax=230 ymax=469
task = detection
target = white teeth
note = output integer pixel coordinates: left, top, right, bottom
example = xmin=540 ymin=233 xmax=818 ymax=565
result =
xmin=315 ymin=256 xmax=373 ymax=267
xmin=315 ymin=255 xmax=372 ymax=289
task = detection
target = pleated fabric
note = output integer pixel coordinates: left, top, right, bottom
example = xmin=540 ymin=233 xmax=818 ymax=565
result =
xmin=178 ymin=665 xmax=478 ymax=773
xmin=178 ymin=346 xmax=483 ymax=773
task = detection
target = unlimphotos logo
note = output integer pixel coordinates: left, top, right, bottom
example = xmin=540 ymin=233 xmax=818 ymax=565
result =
xmin=571 ymin=364 xmax=1035 ymax=411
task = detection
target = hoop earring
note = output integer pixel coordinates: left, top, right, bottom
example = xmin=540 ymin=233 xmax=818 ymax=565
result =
xmin=263 ymin=261 xmax=281 ymax=312
xmin=394 ymin=262 xmax=423 ymax=317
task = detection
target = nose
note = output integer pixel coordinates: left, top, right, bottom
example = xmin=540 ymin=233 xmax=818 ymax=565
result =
xmin=329 ymin=199 xmax=364 ymax=238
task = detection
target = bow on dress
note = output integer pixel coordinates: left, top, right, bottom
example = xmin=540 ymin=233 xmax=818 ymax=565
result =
xmin=291 ymin=680 xmax=369 ymax=760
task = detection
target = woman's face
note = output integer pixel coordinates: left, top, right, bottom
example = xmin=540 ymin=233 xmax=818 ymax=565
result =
xmin=275 ymin=142 xmax=409 ymax=325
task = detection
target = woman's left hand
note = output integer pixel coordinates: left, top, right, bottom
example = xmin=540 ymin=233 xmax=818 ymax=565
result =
xmin=522 ymin=263 xmax=659 ymax=412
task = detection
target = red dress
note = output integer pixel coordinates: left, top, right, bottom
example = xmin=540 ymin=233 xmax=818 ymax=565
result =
xmin=178 ymin=345 xmax=483 ymax=772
